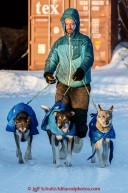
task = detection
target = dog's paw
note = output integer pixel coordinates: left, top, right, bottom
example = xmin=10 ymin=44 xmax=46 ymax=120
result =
xmin=29 ymin=155 xmax=32 ymax=160
xmin=57 ymin=164 xmax=63 ymax=168
xmin=64 ymin=161 xmax=72 ymax=167
xmin=91 ymin=158 xmax=96 ymax=163
xmin=24 ymin=153 xmax=32 ymax=161
xmin=100 ymin=164 xmax=106 ymax=168
xmin=19 ymin=159 xmax=24 ymax=164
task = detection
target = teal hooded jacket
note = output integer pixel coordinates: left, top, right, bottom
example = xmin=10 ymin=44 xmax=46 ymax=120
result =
xmin=44 ymin=8 xmax=94 ymax=87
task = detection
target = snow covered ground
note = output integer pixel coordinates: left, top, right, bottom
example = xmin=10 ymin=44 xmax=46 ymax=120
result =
xmin=0 ymin=43 xmax=128 ymax=193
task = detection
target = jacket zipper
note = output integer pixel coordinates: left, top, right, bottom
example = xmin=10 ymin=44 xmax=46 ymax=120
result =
xmin=68 ymin=35 xmax=71 ymax=86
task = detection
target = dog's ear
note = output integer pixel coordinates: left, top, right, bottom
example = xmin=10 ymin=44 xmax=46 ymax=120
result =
xmin=68 ymin=111 xmax=75 ymax=116
xmin=98 ymin=104 xmax=103 ymax=111
xmin=41 ymin=105 xmax=50 ymax=112
xmin=109 ymin=105 xmax=114 ymax=112
xmin=27 ymin=116 xmax=30 ymax=123
xmin=14 ymin=118 xmax=18 ymax=124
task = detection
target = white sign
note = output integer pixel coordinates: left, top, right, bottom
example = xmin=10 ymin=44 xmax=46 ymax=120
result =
xmin=38 ymin=44 xmax=46 ymax=54
xmin=54 ymin=27 xmax=59 ymax=34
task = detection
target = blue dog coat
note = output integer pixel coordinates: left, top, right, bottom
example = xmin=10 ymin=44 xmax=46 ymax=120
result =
xmin=88 ymin=113 xmax=116 ymax=163
xmin=41 ymin=101 xmax=76 ymax=139
xmin=6 ymin=102 xmax=39 ymax=135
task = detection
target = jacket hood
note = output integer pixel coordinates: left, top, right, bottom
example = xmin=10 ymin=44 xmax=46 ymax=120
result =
xmin=60 ymin=8 xmax=80 ymax=34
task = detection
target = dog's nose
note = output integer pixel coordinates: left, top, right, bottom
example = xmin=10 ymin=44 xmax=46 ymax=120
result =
xmin=106 ymin=121 xmax=109 ymax=125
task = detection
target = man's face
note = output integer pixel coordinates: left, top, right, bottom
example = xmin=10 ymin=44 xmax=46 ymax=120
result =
xmin=65 ymin=19 xmax=75 ymax=34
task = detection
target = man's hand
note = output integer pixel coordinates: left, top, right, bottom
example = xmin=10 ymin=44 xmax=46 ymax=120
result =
xmin=44 ymin=73 xmax=56 ymax=84
xmin=72 ymin=68 xmax=84 ymax=81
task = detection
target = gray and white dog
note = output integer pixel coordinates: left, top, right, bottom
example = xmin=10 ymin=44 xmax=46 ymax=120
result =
xmin=14 ymin=111 xmax=33 ymax=164
xmin=88 ymin=105 xmax=115 ymax=168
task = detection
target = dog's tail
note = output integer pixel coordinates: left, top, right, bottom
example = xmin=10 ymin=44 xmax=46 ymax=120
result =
xmin=87 ymin=149 xmax=96 ymax=160
xmin=109 ymin=140 xmax=114 ymax=164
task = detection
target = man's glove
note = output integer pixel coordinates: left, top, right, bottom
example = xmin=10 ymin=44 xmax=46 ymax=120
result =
xmin=44 ymin=72 xmax=56 ymax=84
xmin=72 ymin=68 xmax=84 ymax=81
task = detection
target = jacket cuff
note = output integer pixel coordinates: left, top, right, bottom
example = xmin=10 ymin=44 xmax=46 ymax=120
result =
xmin=44 ymin=72 xmax=52 ymax=78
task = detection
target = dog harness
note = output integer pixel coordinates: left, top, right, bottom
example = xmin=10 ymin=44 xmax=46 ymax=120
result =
xmin=6 ymin=102 xmax=39 ymax=135
xmin=41 ymin=101 xmax=76 ymax=139
xmin=87 ymin=113 xmax=116 ymax=163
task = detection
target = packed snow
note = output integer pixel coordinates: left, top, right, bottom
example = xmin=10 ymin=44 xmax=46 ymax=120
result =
xmin=0 ymin=43 xmax=128 ymax=193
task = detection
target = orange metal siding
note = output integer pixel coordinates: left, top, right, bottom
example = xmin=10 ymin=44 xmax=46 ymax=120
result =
xmin=28 ymin=0 xmax=69 ymax=70
xmin=28 ymin=0 xmax=113 ymax=70
xmin=70 ymin=0 xmax=111 ymax=68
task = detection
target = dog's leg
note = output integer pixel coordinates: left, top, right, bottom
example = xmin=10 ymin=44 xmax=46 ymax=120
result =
xmin=24 ymin=135 xmax=33 ymax=161
xmin=51 ymin=135 xmax=56 ymax=164
xmin=14 ymin=133 xmax=24 ymax=164
xmin=95 ymin=139 xmax=105 ymax=168
xmin=91 ymin=139 xmax=96 ymax=163
xmin=65 ymin=136 xmax=74 ymax=167
xmin=54 ymin=136 xmax=62 ymax=168
xmin=102 ymin=138 xmax=110 ymax=166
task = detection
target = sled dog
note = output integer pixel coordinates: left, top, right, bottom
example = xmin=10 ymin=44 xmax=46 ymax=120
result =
xmin=89 ymin=105 xmax=115 ymax=168
xmin=41 ymin=103 xmax=75 ymax=168
xmin=14 ymin=111 xmax=33 ymax=164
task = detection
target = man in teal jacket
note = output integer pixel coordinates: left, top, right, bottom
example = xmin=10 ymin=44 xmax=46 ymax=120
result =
xmin=44 ymin=8 xmax=94 ymax=155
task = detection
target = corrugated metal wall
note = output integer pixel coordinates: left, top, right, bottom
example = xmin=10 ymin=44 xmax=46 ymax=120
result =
xmin=28 ymin=0 xmax=118 ymax=70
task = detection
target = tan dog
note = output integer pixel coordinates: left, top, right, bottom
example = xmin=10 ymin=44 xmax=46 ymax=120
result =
xmin=89 ymin=105 xmax=115 ymax=168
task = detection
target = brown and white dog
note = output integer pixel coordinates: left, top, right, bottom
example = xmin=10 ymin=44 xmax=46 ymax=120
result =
xmin=14 ymin=111 xmax=33 ymax=164
xmin=89 ymin=105 xmax=115 ymax=168
xmin=41 ymin=105 xmax=75 ymax=168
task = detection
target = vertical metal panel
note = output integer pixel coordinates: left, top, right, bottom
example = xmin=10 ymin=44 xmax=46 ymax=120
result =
xmin=70 ymin=0 xmax=112 ymax=68
xmin=90 ymin=0 xmax=111 ymax=68
xmin=28 ymin=0 xmax=69 ymax=70
xmin=28 ymin=0 xmax=115 ymax=70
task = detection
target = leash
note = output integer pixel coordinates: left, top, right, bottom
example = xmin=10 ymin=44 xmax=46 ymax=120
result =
xmin=60 ymin=79 xmax=74 ymax=101
xmin=60 ymin=79 xmax=97 ymax=112
xmin=82 ymin=80 xmax=97 ymax=111
xmin=27 ymin=83 xmax=50 ymax=105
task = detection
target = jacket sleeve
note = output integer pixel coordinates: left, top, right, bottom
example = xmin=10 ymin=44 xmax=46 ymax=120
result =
xmin=44 ymin=42 xmax=59 ymax=74
xmin=80 ymin=37 xmax=94 ymax=73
